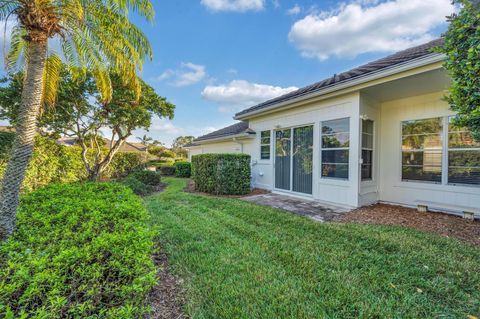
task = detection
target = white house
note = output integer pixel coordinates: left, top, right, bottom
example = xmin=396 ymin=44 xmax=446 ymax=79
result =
xmin=187 ymin=39 xmax=480 ymax=217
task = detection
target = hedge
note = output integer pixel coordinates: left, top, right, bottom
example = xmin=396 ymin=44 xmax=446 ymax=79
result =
xmin=0 ymin=183 xmax=156 ymax=318
xmin=191 ymin=153 xmax=251 ymax=195
xmin=175 ymin=161 xmax=191 ymax=178
xmin=158 ymin=164 xmax=176 ymax=176
xmin=0 ymin=133 xmax=146 ymax=192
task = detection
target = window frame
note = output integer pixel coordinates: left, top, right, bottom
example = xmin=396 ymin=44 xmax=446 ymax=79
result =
xmin=320 ymin=117 xmax=350 ymax=181
xmin=361 ymin=119 xmax=374 ymax=182
xmin=400 ymin=115 xmax=480 ymax=187
xmin=260 ymin=130 xmax=271 ymax=160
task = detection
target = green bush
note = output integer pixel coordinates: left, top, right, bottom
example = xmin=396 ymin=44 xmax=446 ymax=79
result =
xmin=0 ymin=183 xmax=156 ymax=318
xmin=158 ymin=164 xmax=176 ymax=176
xmin=106 ymin=152 xmax=147 ymax=179
xmin=175 ymin=161 xmax=191 ymax=178
xmin=191 ymin=153 xmax=251 ymax=195
xmin=121 ymin=176 xmax=154 ymax=196
xmin=130 ymin=170 xmax=162 ymax=186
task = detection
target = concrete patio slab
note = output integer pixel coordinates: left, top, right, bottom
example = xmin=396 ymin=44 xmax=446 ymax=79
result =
xmin=241 ymin=193 xmax=351 ymax=222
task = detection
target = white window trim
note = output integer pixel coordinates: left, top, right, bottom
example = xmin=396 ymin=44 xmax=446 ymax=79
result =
xmin=320 ymin=117 xmax=350 ymax=181
xmin=361 ymin=119 xmax=374 ymax=182
xmin=260 ymin=130 xmax=271 ymax=161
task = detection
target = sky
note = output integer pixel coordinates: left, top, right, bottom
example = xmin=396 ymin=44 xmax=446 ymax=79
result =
xmin=0 ymin=0 xmax=455 ymax=146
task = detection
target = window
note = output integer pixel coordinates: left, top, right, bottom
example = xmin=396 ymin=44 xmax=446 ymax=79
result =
xmin=321 ymin=118 xmax=349 ymax=179
xmin=260 ymin=130 xmax=271 ymax=160
xmin=361 ymin=119 xmax=374 ymax=181
xmin=448 ymin=118 xmax=480 ymax=185
xmin=401 ymin=117 xmax=443 ymax=183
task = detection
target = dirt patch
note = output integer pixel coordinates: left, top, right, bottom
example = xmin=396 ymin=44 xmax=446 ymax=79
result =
xmin=337 ymin=203 xmax=480 ymax=246
xmin=149 ymin=247 xmax=185 ymax=319
xmin=184 ymin=179 xmax=270 ymax=198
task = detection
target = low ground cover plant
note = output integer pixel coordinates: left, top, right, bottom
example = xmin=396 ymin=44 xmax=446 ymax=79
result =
xmin=0 ymin=183 xmax=156 ymax=318
xmin=191 ymin=153 xmax=251 ymax=195
xmin=175 ymin=161 xmax=191 ymax=178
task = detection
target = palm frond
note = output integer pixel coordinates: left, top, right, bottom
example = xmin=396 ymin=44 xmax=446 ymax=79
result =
xmin=42 ymin=52 xmax=62 ymax=105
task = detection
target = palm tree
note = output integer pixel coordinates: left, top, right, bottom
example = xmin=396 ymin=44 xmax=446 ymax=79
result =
xmin=137 ymin=134 xmax=153 ymax=146
xmin=0 ymin=0 xmax=154 ymax=240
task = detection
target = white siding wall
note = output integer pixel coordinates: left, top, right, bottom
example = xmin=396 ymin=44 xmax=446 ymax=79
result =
xmin=249 ymin=93 xmax=361 ymax=208
xmin=378 ymin=91 xmax=480 ymax=209
xmin=187 ymin=141 xmax=246 ymax=161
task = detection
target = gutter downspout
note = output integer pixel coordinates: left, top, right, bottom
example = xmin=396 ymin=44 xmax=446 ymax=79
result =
xmin=232 ymin=137 xmax=244 ymax=153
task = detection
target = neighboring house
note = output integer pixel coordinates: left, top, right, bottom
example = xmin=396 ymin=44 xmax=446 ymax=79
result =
xmin=187 ymin=39 xmax=480 ymax=216
xmin=57 ymin=137 xmax=148 ymax=153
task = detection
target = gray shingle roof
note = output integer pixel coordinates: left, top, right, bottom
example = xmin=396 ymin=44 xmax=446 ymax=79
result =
xmin=194 ymin=121 xmax=253 ymax=142
xmin=235 ymin=38 xmax=444 ymax=118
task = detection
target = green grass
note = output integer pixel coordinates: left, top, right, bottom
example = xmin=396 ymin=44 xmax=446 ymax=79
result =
xmin=146 ymin=178 xmax=480 ymax=319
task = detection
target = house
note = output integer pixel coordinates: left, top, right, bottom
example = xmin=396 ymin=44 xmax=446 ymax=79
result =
xmin=187 ymin=39 xmax=480 ymax=216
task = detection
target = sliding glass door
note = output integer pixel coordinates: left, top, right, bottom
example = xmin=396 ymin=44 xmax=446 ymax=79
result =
xmin=275 ymin=125 xmax=313 ymax=194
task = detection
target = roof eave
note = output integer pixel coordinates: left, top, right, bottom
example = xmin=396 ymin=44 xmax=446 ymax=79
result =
xmin=192 ymin=132 xmax=255 ymax=145
xmin=234 ymin=54 xmax=446 ymax=120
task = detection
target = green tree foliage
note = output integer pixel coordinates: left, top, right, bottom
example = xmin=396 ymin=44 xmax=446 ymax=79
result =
xmin=0 ymin=71 xmax=175 ymax=181
xmin=441 ymin=0 xmax=480 ymax=140
xmin=172 ymin=135 xmax=195 ymax=158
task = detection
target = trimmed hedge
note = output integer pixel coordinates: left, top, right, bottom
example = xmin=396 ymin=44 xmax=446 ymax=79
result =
xmin=158 ymin=164 xmax=176 ymax=176
xmin=0 ymin=183 xmax=156 ymax=318
xmin=121 ymin=176 xmax=154 ymax=196
xmin=175 ymin=161 xmax=191 ymax=178
xmin=191 ymin=153 xmax=251 ymax=195
xmin=130 ymin=170 xmax=162 ymax=186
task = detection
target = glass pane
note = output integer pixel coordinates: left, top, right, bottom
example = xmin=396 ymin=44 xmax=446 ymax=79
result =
xmin=448 ymin=150 xmax=480 ymax=168
xmin=402 ymin=166 xmax=442 ymax=182
xmin=322 ymin=150 xmax=349 ymax=164
xmin=275 ymin=129 xmax=291 ymax=190
xmin=361 ymin=164 xmax=372 ymax=181
xmin=260 ymin=145 xmax=270 ymax=160
xmin=362 ymin=119 xmax=374 ymax=134
xmin=362 ymin=133 xmax=373 ymax=149
xmin=322 ymin=164 xmax=349 ymax=179
xmin=261 ymin=131 xmax=270 ymax=144
xmin=362 ymin=150 xmax=373 ymax=165
xmin=293 ymin=126 xmax=313 ymax=194
xmin=322 ymin=118 xmax=349 ymax=134
xmin=322 ymin=133 xmax=350 ymax=148
xmin=402 ymin=118 xmax=442 ymax=135
xmin=448 ymin=132 xmax=480 ymax=148
xmin=448 ymin=168 xmax=480 ymax=185
xmin=402 ymin=151 xmax=442 ymax=167
xmin=402 ymin=134 xmax=442 ymax=150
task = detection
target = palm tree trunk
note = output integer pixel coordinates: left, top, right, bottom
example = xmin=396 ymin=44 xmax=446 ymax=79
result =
xmin=0 ymin=40 xmax=47 ymax=240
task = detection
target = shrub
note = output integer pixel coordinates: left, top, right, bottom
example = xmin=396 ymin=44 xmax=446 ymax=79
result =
xmin=130 ymin=170 xmax=162 ymax=186
xmin=191 ymin=153 xmax=251 ymax=195
xmin=121 ymin=176 xmax=154 ymax=196
xmin=158 ymin=164 xmax=176 ymax=176
xmin=175 ymin=161 xmax=191 ymax=178
xmin=0 ymin=183 xmax=156 ymax=318
xmin=106 ymin=152 xmax=147 ymax=179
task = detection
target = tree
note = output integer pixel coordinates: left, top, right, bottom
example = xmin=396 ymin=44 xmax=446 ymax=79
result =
xmin=440 ymin=0 xmax=480 ymax=140
xmin=1 ymin=70 xmax=175 ymax=180
xmin=0 ymin=0 xmax=155 ymax=239
xmin=137 ymin=134 xmax=153 ymax=146
xmin=172 ymin=135 xmax=195 ymax=158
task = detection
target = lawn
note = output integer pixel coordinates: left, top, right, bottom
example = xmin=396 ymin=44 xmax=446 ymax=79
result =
xmin=146 ymin=178 xmax=480 ymax=318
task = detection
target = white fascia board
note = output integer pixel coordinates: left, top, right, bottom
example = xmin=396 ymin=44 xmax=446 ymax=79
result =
xmin=193 ymin=133 xmax=255 ymax=145
xmin=234 ymin=54 xmax=446 ymax=120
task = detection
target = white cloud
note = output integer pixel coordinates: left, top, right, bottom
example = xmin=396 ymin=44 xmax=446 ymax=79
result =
xmin=288 ymin=0 xmax=454 ymax=60
xmin=202 ymin=80 xmax=298 ymax=113
xmin=287 ymin=4 xmax=301 ymax=15
xmin=150 ymin=120 xmax=185 ymax=135
xmin=157 ymin=62 xmax=206 ymax=87
xmin=201 ymin=0 xmax=265 ymax=12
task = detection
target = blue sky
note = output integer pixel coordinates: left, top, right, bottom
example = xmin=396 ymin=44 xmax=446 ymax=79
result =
xmin=1 ymin=0 xmax=455 ymax=146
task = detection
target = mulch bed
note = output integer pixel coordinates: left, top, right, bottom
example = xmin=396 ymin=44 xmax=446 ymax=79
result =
xmin=337 ymin=203 xmax=480 ymax=246
xmin=184 ymin=179 xmax=270 ymax=198
xmin=149 ymin=247 xmax=185 ymax=319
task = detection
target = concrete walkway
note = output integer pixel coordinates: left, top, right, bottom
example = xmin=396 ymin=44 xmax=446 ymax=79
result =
xmin=241 ymin=193 xmax=351 ymax=222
